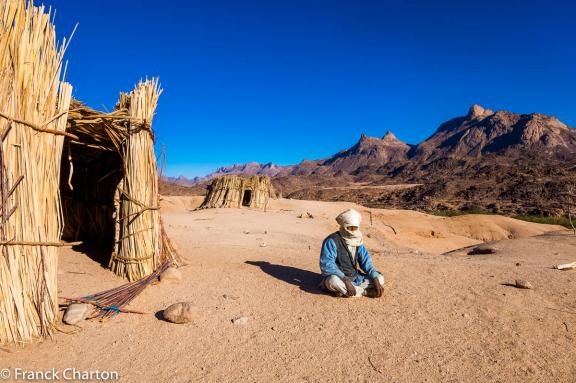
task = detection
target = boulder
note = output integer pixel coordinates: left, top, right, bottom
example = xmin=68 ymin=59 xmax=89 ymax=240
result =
xmin=160 ymin=267 xmax=182 ymax=284
xmin=63 ymin=303 xmax=92 ymax=325
xmin=232 ymin=316 xmax=249 ymax=325
xmin=163 ymin=302 xmax=196 ymax=324
xmin=515 ymin=279 xmax=533 ymax=289
xmin=468 ymin=246 xmax=496 ymax=255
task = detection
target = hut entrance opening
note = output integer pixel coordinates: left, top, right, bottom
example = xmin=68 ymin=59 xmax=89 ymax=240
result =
xmin=60 ymin=142 xmax=124 ymax=265
xmin=242 ymin=190 xmax=252 ymax=207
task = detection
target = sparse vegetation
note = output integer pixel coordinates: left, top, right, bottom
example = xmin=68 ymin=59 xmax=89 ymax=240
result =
xmin=429 ymin=205 xmax=494 ymax=217
xmin=515 ymin=215 xmax=574 ymax=229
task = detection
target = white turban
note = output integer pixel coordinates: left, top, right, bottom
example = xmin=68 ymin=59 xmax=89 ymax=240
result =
xmin=336 ymin=209 xmax=363 ymax=247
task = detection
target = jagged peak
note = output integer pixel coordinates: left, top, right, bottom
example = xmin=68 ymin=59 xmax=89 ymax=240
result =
xmin=382 ymin=130 xmax=397 ymax=140
xmin=382 ymin=131 xmax=398 ymax=141
xmin=467 ymin=104 xmax=494 ymax=119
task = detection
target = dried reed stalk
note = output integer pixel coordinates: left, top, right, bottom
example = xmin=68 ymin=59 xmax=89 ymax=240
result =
xmin=64 ymin=261 xmax=172 ymax=320
xmin=0 ymin=1 xmax=72 ymax=344
xmin=109 ymin=79 xmax=164 ymax=281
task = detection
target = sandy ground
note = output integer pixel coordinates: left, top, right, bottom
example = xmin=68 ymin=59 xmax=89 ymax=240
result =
xmin=2 ymin=197 xmax=575 ymax=382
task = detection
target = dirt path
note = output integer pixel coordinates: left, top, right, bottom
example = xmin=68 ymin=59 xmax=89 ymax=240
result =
xmin=2 ymin=198 xmax=575 ymax=382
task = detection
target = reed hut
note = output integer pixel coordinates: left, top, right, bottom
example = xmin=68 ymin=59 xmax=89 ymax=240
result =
xmin=63 ymin=78 xmax=178 ymax=282
xmin=0 ymin=1 xmax=177 ymax=345
xmin=200 ymin=175 xmax=274 ymax=210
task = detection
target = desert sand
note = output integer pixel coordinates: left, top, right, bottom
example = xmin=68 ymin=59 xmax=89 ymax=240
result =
xmin=2 ymin=197 xmax=575 ymax=382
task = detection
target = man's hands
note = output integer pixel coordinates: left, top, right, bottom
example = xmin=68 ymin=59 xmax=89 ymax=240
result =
xmin=341 ymin=277 xmax=356 ymax=297
xmin=373 ymin=277 xmax=384 ymax=298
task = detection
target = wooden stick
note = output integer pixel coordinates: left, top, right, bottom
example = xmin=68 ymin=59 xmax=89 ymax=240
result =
xmin=0 ymin=240 xmax=82 ymax=247
xmin=0 ymin=111 xmax=79 ymax=140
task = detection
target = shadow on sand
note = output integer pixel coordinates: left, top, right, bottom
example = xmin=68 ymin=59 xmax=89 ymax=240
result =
xmin=70 ymin=242 xmax=112 ymax=269
xmin=245 ymin=261 xmax=326 ymax=295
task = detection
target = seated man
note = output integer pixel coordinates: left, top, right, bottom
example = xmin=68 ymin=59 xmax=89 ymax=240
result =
xmin=319 ymin=208 xmax=384 ymax=298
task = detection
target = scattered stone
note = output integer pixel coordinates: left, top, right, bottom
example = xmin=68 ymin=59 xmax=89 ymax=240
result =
xmin=163 ymin=302 xmax=196 ymax=324
xmin=232 ymin=316 xmax=249 ymax=325
xmin=63 ymin=303 xmax=92 ymax=325
xmin=468 ymin=246 xmax=496 ymax=255
xmin=222 ymin=294 xmax=239 ymax=300
xmin=555 ymin=261 xmax=576 ymax=270
xmin=515 ymin=279 xmax=533 ymax=289
xmin=160 ymin=267 xmax=182 ymax=284
xmin=297 ymin=212 xmax=314 ymax=219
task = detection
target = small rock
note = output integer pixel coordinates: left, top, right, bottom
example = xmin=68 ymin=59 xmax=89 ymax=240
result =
xmin=516 ymin=262 xmax=521 ymax=267
xmin=468 ymin=246 xmax=496 ymax=255
xmin=259 ymin=242 xmax=267 ymax=247
xmin=160 ymin=267 xmax=182 ymax=284
xmin=515 ymin=279 xmax=533 ymax=289
xmin=297 ymin=212 xmax=314 ymax=219
xmin=243 ymin=230 xmax=250 ymax=234
xmin=163 ymin=302 xmax=196 ymax=324
xmin=232 ymin=316 xmax=249 ymax=325
xmin=63 ymin=303 xmax=92 ymax=325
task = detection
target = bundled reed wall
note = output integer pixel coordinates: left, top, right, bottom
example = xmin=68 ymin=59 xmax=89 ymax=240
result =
xmin=200 ymin=175 xmax=274 ymax=210
xmin=0 ymin=1 xmax=73 ymax=344
xmin=109 ymin=80 xmax=163 ymax=281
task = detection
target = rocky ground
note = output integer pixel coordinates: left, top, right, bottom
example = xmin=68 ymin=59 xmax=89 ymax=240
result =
xmin=2 ymin=197 xmax=575 ymax=382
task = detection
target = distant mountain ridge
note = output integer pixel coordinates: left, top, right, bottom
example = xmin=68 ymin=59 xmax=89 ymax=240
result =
xmin=165 ymin=162 xmax=294 ymax=186
xmin=168 ymin=104 xmax=575 ymax=187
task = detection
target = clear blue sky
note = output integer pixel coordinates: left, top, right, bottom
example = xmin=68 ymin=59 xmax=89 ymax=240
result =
xmin=45 ymin=0 xmax=575 ymax=177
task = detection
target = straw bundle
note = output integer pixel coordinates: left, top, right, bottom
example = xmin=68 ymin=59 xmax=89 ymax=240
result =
xmin=109 ymin=79 xmax=164 ymax=281
xmin=0 ymin=1 xmax=72 ymax=344
xmin=200 ymin=175 xmax=274 ymax=210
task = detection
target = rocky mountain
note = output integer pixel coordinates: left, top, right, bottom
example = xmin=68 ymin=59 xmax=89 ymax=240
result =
xmin=165 ymin=162 xmax=294 ymax=186
xmin=205 ymin=162 xmax=293 ymax=179
xmin=166 ymin=104 xmax=576 ymax=215
xmin=163 ymin=175 xmax=197 ymax=187
xmin=411 ymin=104 xmax=576 ymax=162
xmin=292 ymin=131 xmax=411 ymax=176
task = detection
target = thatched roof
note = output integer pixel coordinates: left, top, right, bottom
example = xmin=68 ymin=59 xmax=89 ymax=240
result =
xmin=66 ymin=95 xmax=155 ymax=152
